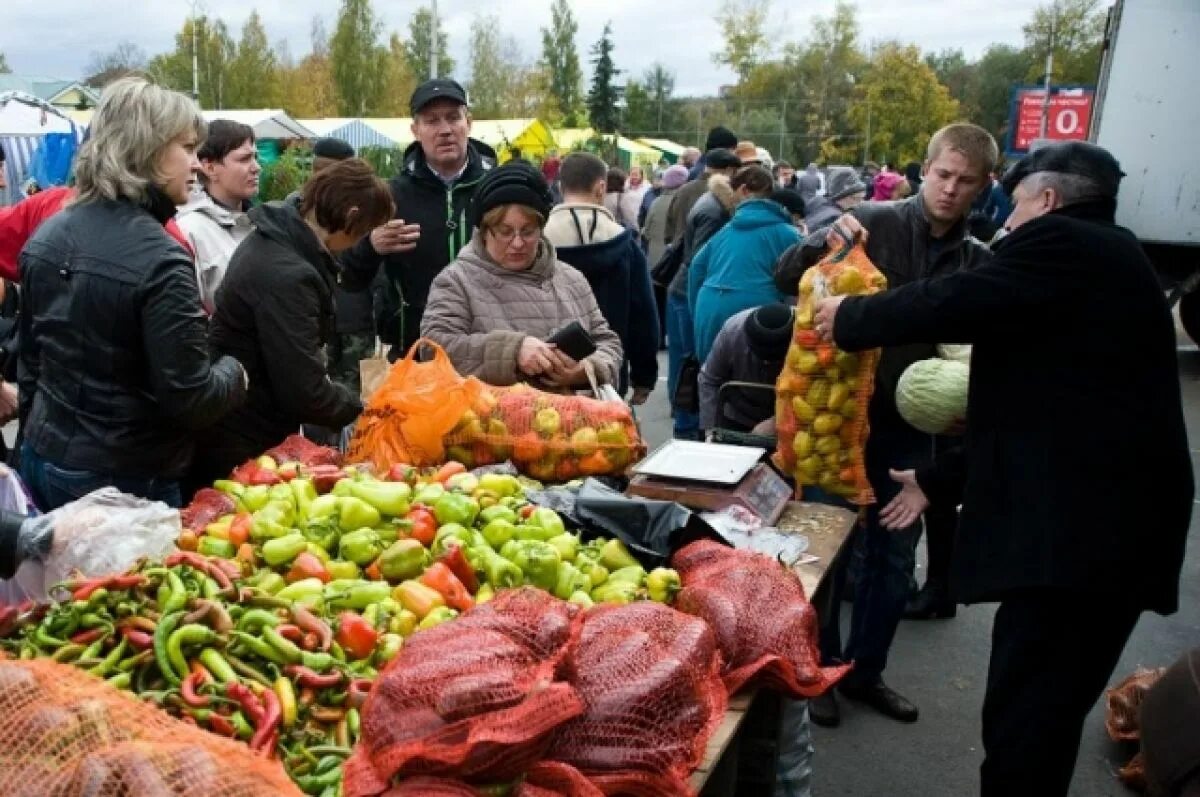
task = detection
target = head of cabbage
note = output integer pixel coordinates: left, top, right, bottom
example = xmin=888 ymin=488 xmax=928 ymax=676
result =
xmin=896 ymin=358 xmax=970 ymax=435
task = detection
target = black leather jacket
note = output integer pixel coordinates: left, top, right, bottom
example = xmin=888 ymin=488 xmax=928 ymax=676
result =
xmin=18 ymin=190 xmax=246 ymax=479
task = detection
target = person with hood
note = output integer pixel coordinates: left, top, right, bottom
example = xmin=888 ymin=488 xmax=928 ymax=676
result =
xmin=176 ymin=120 xmax=260 ymax=313
xmin=543 ymin=153 xmax=658 ymax=402
xmin=194 ymin=159 xmax=394 ymax=483
xmin=421 ymin=163 xmax=623 ymax=390
xmin=698 ymin=302 xmax=793 ymax=433
xmin=814 ymin=140 xmax=1191 ymax=797
xmin=804 ymin=167 xmax=867 ymax=232
xmin=18 ymin=78 xmax=247 ymax=509
xmin=688 ymin=165 xmax=800 ymax=362
xmin=340 ymin=79 xmax=497 ymax=359
xmin=797 ymin=162 xmax=822 ymax=203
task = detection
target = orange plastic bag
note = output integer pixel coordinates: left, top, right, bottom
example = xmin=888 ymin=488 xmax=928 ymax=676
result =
xmin=443 ymin=384 xmax=645 ymax=482
xmin=350 ymin=340 xmax=484 ymax=472
xmin=0 ymin=659 xmax=302 ymax=796
xmin=774 ymin=241 xmax=886 ymax=504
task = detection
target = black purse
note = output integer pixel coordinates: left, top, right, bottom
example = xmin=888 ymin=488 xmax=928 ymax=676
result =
xmin=650 ymin=239 xmax=685 ymax=288
xmin=673 ymin=355 xmax=701 ymax=414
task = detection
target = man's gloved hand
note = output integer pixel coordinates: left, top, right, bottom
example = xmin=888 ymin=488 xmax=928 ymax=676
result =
xmin=0 ymin=510 xmax=49 ymax=580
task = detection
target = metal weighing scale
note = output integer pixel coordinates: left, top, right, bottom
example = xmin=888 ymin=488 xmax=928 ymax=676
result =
xmin=626 ymin=440 xmax=793 ymax=525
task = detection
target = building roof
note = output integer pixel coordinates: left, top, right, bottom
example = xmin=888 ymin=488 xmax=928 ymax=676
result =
xmin=0 ymin=75 xmax=99 ymax=106
xmin=298 ymin=118 xmax=399 ymax=151
xmin=638 ymin=137 xmax=686 ymax=156
xmin=201 ymin=110 xmax=315 ymax=140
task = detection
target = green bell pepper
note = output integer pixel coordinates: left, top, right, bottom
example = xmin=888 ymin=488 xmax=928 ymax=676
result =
xmin=599 ymin=538 xmax=641 ymax=571
xmin=475 ymin=547 xmax=523 ymax=589
xmin=646 ymin=567 xmax=682 ymax=604
xmin=307 ymin=494 xmax=341 ymax=521
xmin=413 ymin=482 xmax=445 ymax=505
xmin=374 ymin=633 xmax=404 ymax=665
xmin=326 ymin=560 xmax=361 ymax=581
xmin=509 ymin=540 xmax=561 ymax=591
xmin=591 ymin=579 xmax=640 ymax=605
xmin=268 ymin=483 xmax=295 ymax=506
xmin=197 ymin=536 xmax=236 ymax=559
xmin=553 ymin=562 xmax=591 ymax=600
xmin=338 ymin=497 xmax=382 ymax=532
xmin=350 ymin=480 xmax=412 ymax=517
xmin=290 ymin=478 xmax=318 ymax=520
xmin=479 ymin=505 xmax=518 ymax=526
xmin=213 ymin=479 xmax=245 ymax=499
xmin=241 ymin=485 xmax=272 ymax=512
xmin=433 ymin=492 xmax=480 ymax=527
xmin=546 ymin=533 xmax=580 ymax=563
xmin=325 ymin=579 xmax=392 ymax=611
xmin=568 ymin=590 xmax=595 ymax=608
xmin=377 ymin=539 xmax=430 ymax=582
xmin=254 ymin=571 xmax=287 ymax=594
xmin=479 ymin=473 xmax=521 ymax=498
xmin=576 ymin=559 xmax=608 ymax=588
xmin=301 ymin=516 xmax=341 ymax=553
xmin=417 ymin=606 xmax=459 ymax=631
xmin=480 ymin=518 xmax=517 ymax=550
xmin=525 ymin=507 xmax=566 ymax=537
xmin=607 ymin=565 xmax=647 ymax=586
xmin=338 ymin=528 xmax=384 ymax=566
xmin=262 ymin=532 xmax=308 ymax=566
xmin=431 ymin=523 xmax=474 ymax=557
xmin=275 ymin=577 xmax=326 ymax=609
xmin=445 ymin=473 xmax=480 ymax=493
xmin=331 ymin=478 xmax=355 ymax=497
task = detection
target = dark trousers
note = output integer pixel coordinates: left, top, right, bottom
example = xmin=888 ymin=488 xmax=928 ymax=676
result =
xmin=20 ymin=443 xmax=182 ymax=512
xmin=981 ymin=591 xmax=1141 ymax=796
xmin=919 ymin=501 xmax=957 ymax=593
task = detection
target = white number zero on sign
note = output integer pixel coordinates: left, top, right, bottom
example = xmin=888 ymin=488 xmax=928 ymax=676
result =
xmin=1054 ymin=108 xmax=1080 ymax=135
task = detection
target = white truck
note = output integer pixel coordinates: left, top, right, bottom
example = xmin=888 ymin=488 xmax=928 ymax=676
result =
xmin=1090 ymin=0 xmax=1200 ymax=342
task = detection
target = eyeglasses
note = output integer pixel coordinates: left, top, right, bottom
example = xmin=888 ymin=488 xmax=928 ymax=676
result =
xmin=489 ymin=227 xmax=541 ymax=245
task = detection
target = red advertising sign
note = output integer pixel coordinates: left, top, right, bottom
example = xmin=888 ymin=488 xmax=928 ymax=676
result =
xmin=1010 ymin=86 xmax=1095 ymax=153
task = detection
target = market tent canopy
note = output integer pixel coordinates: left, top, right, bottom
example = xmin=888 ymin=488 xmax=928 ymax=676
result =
xmin=468 ymin=119 xmax=557 ymax=162
xmin=360 ymin=118 xmax=415 ymax=151
xmin=204 ymin=109 xmax=315 ymax=140
xmin=616 ymin=136 xmax=665 ymax=171
xmin=0 ymin=91 xmax=77 ymax=136
xmin=554 ymin=127 xmax=596 ymax=151
xmin=638 ymin=137 xmax=686 ymax=164
xmin=298 ymin=118 xmax=399 ymax=151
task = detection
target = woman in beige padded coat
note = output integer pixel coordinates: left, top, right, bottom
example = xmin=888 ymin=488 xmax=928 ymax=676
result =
xmin=421 ymin=163 xmax=623 ymax=390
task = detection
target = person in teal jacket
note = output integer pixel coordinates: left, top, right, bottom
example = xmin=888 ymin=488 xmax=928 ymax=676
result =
xmin=688 ymin=164 xmax=801 ymax=362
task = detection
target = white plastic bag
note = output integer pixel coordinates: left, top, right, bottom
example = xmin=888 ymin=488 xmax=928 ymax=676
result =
xmin=16 ymin=488 xmax=180 ymax=603
xmin=0 ymin=466 xmax=34 ymax=607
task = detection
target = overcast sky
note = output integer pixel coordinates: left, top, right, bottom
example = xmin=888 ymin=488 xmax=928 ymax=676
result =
xmin=3 ymin=0 xmax=1042 ymax=97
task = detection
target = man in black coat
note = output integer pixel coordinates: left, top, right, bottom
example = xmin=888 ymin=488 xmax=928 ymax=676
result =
xmin=814 ymin=141 xmax=1193 ymax=796
xmin=340 ymin=79 xmax=496 ymax=359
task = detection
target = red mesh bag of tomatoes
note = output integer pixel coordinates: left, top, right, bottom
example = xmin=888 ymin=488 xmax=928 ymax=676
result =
xmin=671 ymin=540 xmax=852 ymax=698
xmin=343 ymin=589 xmax=587 ymax=797
xmin=544 ymin=602 xmax=727 ymax=796
xmin=774 ymin=241 xmax=886 ymax=504
xmin=441 ymin=383 xmax=645 ymax=482
xmin=0 ymin=659 xmax=302 ymax=797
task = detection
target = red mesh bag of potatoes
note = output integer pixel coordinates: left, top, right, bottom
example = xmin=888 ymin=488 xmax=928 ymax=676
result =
xmin=0 ymin=659 xmax=302 ymax=797
xmin=774 ymin=241 xmax=886 ymax=504
xmin=344 ymin=589 xmax=587 ymax=797
xmin=442 ymin=383 xmax=644 ymax=482
xmin=545 ymin=602 xmax=727 ymax=796
xmin=672 ymin=540 xmax=852 ymax=697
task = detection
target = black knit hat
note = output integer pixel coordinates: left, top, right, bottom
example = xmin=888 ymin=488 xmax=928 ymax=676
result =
xmin=312 ymin=137 xmax=355 ymax=160
xmin=771 ymin=189 xmax=806 ymax=217
xmin=745 ymin=303 xmax=794 ymax=361
xmin=705 ymin=126 xmax=738 ymax=152
xmin=471 ymin=162 xmax=554 ymax=229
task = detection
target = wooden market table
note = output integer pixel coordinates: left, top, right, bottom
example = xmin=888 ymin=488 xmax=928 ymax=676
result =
xmin=688 ymin=501 xmax=859 ymax=796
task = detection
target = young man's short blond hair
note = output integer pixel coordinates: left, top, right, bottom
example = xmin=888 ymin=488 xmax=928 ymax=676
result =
xmin=926 ymin=123 xmax=999 ymax=178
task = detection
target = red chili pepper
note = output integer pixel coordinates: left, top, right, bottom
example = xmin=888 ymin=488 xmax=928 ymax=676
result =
xmin=275 ymin=624 xmax=304 ymax=643
xmin=302 ymin=631 xmax=320 ymax=651
xmin=122 ymin=629 xmax=154 ymax=651
xmin=70 ymin=628 xmax=106 ymax=645
xmin=335 ymin=612 xmax=379 ymax=661
xmin=437 ymin=545 xmax=479 ymax=593
xmin=207 ymin=713 xmax=237 ymax=738
xmin=289 ymin=605 xmax=332 ymax=651
xmin=347 ymin=678 xmax=373 ymax=709
xmin=209 ymin=558 xmax=243 ymax=581
xmin=120 ymin=617 xmax=158 ymax=634
xmin=250 ymin=685 xmax=282 ymax=753
xmin=286 ymin=552 xmax=331 ymax=584
xmin=226 ymin=683 xmax=265 ymax=725
xmin=165 ymin=551 xmax=210 ymax=571
xmin=283 ymin=665 xmax=344 ymax=689
xmin=519 ymin=505 xmax=536 ymax=519
xmin=181 ymin=671 xmax=211 ymax=708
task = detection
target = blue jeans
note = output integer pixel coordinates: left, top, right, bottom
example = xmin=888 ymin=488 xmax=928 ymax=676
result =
xmin=840 ymin=441 xmax=927 ymax=683
xmin=665 ymin=292 xmax=699 ymax=438
xmin=20 ymin=444 xmax=182 ymax=512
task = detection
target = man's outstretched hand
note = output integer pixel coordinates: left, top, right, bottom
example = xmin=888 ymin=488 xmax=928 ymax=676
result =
xmin=879 ymin=468 xmax=930 ymax=530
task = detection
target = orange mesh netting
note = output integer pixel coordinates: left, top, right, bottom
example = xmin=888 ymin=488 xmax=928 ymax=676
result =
xmin=546 ymin=602 xmax=727 ymax=796
xmin=0 ymin=659 xmax=302 ymax=797
xmin=774 ymin=241 xmax=885 ymax=504
xmin=350 ymin=340 xmax=644 ymax=481
xmin=344 ymin=589 xmax=586 ymax=796
xmin=672 ymin=540 xmax=852 ymax=697
xmin=1105 ymin=667 xmax=1166 ymax=742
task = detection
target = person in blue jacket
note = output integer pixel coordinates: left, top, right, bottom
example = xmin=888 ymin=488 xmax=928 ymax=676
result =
xmin=688 ymin=165 xmax=801 ymax=363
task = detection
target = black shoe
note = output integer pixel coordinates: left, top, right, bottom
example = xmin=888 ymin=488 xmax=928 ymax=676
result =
xmin=809 ymin=690 xmax=840 ymax=728
xmin=904 ymin=586 xmax=957 ymax=620
xmin=838 ymin=679 xmax=920 ymax=723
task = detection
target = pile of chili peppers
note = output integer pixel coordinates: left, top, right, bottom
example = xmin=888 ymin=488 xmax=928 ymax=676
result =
xmin=0 ymin=552 xmax=379 ymax=797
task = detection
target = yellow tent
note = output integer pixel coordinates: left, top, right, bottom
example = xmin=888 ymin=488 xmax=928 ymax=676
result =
xmin=553 ymin=127 xmax=596 ymax=151
xmin=467 ymin=119 xmax=557 ymax=162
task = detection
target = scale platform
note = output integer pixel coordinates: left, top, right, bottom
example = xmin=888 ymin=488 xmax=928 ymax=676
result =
xmin=627 ymin=441 xmax=792 ymax=525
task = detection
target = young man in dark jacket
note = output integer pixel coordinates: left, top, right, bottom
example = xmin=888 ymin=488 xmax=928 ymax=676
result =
xmin=815 ymin=140 xmax=1192 ymax=797
xmin=340 ymin=79 xmax=496 ymax=359
xmin=543 ymin=152 xmax=659 ymax=403
xmin=777 ymin=123 xmax=997 ymax=726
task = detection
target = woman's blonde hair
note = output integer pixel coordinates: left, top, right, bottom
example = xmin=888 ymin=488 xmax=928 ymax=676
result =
xmin=480 ymin=204 xmax=545 ymax=232
xmin=74 ymin=77 xmax=206 ymax=205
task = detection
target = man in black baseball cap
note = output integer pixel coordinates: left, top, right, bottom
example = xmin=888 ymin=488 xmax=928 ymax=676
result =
xmin=813 ymin=140 xmax=1191 ymax=795
xmin=340 ymin=77 xmax=498 ymax=359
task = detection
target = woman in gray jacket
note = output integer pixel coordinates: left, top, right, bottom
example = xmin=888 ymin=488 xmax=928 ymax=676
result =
xmin=422 ymin=163 xmax=623 ymax=389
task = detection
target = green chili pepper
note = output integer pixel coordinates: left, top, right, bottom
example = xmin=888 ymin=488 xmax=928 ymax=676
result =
xmin=80 ymin=633 xmax=108 ymax=661
xmin=324 ymin=580 xmax=391 ymax=612
xmin=372 ymin=633 xmax=403 ymax=666
xmin=167 ymin=624 xmax=219 ymax=683
xmin=546 ymin=533 xmax=581 ymax=563
xmin=107 ymin=671 xmax=132 ymax=689
xmin=254 ymin=572 xmax=287 ymax=595
xmin=346 ymin=707 xmax=360 ymax=738
xmin=230 ymin=631 xmax=288 ymax=666
xmin=50 ymin=642 xmax=84 ymax=662
xmin=229 ymin=710 xmax=254 ymax=740
xmin=154 ymin=610 xmax=186 ymax=686
xmin=88 ymin=637 xmax=129 ymax=677
xmin=160 ymin=571 xmax=188 ymax=615
xmin=348 ymin=480 xmax=412 ymax=517
xmin=553 ymin=562 xmax=591 ymax=600
xmin=237 ymin=609 xmax=282 ymax=633
xmin=431 ymin=522 xmax=474 ymax=557
xmin=263 ymin=532 xmax=309 ymax=567
xmin=199 ymin=648 xmax=239 ymax=684
xmin=300 ymin=651 xmax=336 ymax=672
xmin=262 ymin=625 xmax=305 ymax=663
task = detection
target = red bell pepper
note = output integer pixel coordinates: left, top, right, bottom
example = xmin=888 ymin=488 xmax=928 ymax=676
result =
xmin=419 ymin=562 xmax=474 ymax=612
xmin=286 ymin=552 xmax=331 ymax=584
xmin=437 ymin=546 xmax=479 ymax=594
xmin=335 ymin=612 xmax=379 ymax=661
xmin=406 ymin=507 xmax=438 ymax=547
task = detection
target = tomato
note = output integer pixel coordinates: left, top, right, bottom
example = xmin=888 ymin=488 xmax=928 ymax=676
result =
xmin=406 ymin=507 xmax=438 ymax=547
xmin=336 ymin=612 xmax=379 ymax=660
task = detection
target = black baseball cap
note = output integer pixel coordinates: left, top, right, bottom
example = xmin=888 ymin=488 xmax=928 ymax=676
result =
xmin=1001 ymin=141 xmax=1125 ymax=198
xmin=410 ymin=78 xmax=469 ymax=115
xmin=706 ymin=149 xmax=742 ymax=170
